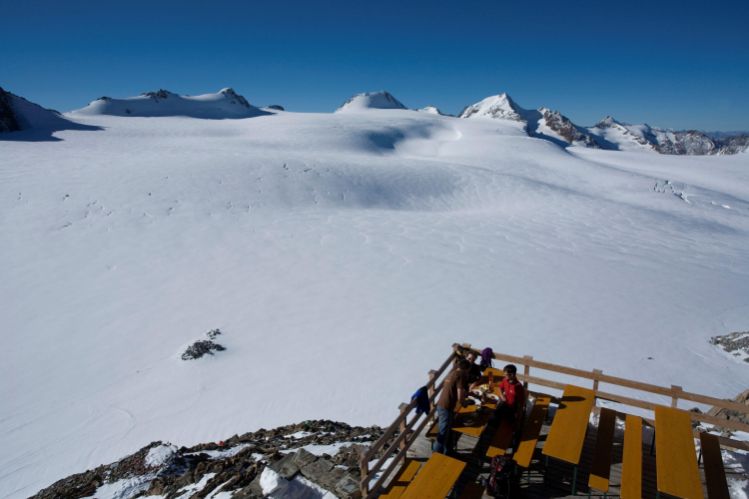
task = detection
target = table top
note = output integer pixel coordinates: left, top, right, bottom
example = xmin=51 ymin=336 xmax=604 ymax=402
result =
xmin=541 ymin=384 xmax=595 ymax=464
xmin=400 ymin=453 xmax=466 ymax=499
xmin=654 ymin=405 xmax=704 ymax=499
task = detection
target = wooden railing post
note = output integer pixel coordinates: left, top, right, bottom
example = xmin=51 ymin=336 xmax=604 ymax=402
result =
xmin=359 ymin=447 xmax=369 ymax=497
xmin=427 ymin=370 xmax=437 ymax=400
xmin=592 ymin=369 xmax=603 ymax=394
xmin=523 ymin=355 xmax=533 ymax=390
xmin=671 ymin=385 xmax=682 ymax=408
xmin=398 ymin=403 xmax=409 ymax=450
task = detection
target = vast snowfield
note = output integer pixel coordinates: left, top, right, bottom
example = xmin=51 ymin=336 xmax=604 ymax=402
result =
xmin=2 ymin=105 xmax=749 ymax=497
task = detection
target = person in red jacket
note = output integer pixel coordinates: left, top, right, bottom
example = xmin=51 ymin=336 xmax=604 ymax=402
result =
xmin=496 ymin=364 xmax=525 ymax=427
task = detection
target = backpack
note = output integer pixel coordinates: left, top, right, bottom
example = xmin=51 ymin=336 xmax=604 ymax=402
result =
xmin=486 ymin=455 xmax=515 ymax=498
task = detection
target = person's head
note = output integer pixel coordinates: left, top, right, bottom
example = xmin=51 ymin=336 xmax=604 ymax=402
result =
xmin=457 ymin=358 xmax=471 ymax=371
xmin=503 ymin=364 xmax=518 ymax=380
xmin=466 ymin=351 xmax=477 ymax=363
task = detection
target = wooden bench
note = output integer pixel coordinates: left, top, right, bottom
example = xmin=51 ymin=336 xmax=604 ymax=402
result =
xmin=588 ymin=407 xmax=617 ymax=493
xmin=654 ymin=405 xmax=704 ymax=499
xmin=700 ymin=432 xmax=730 ymax=499
xmin=541 ymin=384 xmax=595 ymax=494
xmin=620 ymin=414 xmax=642 ymax=499
xmin=400 ymin=452 xmax=466 ymax=499
xmin=513 ymin=394 xmax=550 ymax=468
xmin=380 ymin=459 xmax=422 ymax=499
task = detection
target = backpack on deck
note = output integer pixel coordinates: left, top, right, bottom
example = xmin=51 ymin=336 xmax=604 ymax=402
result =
xmin=486 ymin=454 xmax=515 ymax=498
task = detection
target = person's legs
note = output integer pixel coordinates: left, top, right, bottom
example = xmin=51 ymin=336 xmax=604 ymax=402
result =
xmin=433 ymin=406 xmax=451 ymax=454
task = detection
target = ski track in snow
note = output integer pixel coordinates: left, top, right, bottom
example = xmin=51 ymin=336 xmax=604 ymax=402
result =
xmin=2 ymin=109 xmax=749 ymax=497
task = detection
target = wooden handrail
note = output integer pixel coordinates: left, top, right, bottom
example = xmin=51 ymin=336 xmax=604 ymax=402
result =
xmin=359 ymin=348 xmax=457 ymax=496
xmin=466 ymin=347 xmax=749 ymax=416
xmin=521 ymin=373 xmax=749 ymax=434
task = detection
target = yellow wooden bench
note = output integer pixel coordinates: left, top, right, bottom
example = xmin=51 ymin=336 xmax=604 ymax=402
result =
xmin=620 ymin=414 xmax=642 ymax=499
xmin=654 ymin=405 xmax=704 ymax=499
xmin=542 ymin=384 xmax=595 ymax=494
xmin=700 ymin=432 xmax=729 ymax=499
xmin=400 ymin=452 xmax=466 ymax=499
xmin=379 ymin=459 xmax=422 ymax=499
xmin=513 ymin=394 xmax=550 ymax=468
xmin=588 ymin=407 xmax=617 ymax=493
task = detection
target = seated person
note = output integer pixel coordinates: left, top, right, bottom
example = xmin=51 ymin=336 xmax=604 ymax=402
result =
xmin=433 ymin=358 xmax=471 ymax=456
xmin=495 ymin=364 xmax=525 ymax=427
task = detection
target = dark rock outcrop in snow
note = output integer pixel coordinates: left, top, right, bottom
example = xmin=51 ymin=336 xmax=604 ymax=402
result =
xmin=537 ymin=107 xmax=600 ymax=148
xmin=0 ymin=86 xmax=101 ymax=141
xmin=0 ymin=87 xmax=21 ymax=132
xmin=181 ymin=329 xmax=226 ymax=360
xmin=32 ymin=420 xmax=384 ymax=499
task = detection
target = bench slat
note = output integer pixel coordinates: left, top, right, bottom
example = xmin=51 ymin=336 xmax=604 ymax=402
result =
xmin=700 ymin=432 xmax=730 ymax=499
xmin=655 ymin=406 xmax=704 ymax=499
xmin=542 ymin=385 xmax=595 ymax=464
xmin=401 ymin=453 xmax=466 ymax=499
xmin=380 ymin=459 xmax=422 ymax=498
xmin=621 ymin=414 xmax=642 ymax=499
xmin=513 ymin=395 xmax=550 ymax=468
xmin=588 ymin=407 xmax=617 ymax=492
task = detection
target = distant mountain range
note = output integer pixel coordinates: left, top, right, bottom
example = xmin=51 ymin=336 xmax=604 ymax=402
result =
xmin=2 ymin=86 xmax=747 ymax=155
xmin=458 ymin=92 xmax=749 ymax=155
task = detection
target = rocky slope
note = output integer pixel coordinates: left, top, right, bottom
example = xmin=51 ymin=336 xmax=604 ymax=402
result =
xmin=32 ymin=420 xmax=384 ymax=499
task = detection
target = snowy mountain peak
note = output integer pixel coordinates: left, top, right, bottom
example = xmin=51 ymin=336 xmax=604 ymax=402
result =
xmin=459 ymin=92 xmax=525 ymax=121
xmin=418 ymin=105 xmax=445 ymax=116
xmin=72 ymin=88 xmax=264 ymax=119
xmin=335 ymin=91 xmax=407 ymax=113
xmin=595 ymin=115 xmax=623 ymax=128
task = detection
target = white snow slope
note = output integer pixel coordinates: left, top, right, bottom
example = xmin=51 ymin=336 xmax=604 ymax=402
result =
xmin=336 ymin=91 xmax=407 ymax=112
xmin=2 ymin=106 xmax=749 ymax=497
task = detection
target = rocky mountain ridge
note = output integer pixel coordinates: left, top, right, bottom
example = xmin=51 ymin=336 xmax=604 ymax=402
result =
xmin=459 ymin=92 xmax=749 ymax=155
xmin=32 ymin=420 xmax=384 ymax=499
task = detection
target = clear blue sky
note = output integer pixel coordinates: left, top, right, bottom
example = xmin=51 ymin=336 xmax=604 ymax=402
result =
xmin=2 ymin=0 xmax=748 ymax=130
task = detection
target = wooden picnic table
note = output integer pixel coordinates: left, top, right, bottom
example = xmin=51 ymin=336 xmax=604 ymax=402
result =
xmin=452 ymin=368 xmax=503 ymax=437
xmin=400 ymin=452 xmax=466 ymax=499
xmin=542 ymin=384 xmax=595 ymax=464
xmin=654 ymin=405 xmax=704 ymax=499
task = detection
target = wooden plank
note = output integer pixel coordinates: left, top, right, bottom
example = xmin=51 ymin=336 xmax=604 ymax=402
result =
xmin=700 ymin=433 xmax=730 ymax=499
xmin=542 ymin=384 xmax=595 ymax=464
xmin=486 ymin=417 xmax=515 ymax=458
xmin=380 ymin=459 xmax=422 ymax=499
xmin=400 ymin=453 xmax=466 ymax=499
xmin=655 ymin=406 xmax=704 ymax=499
xmin=621 ymin=414 xmax=642 ymax=499
xmin=514 ymin=395 xmax=550 ymax=468
xmin=588 ymin=407 xmax=617 ymax=492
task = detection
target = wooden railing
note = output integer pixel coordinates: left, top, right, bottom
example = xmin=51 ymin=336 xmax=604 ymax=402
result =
xmin=359 ymin=344 xmax=749 ymax=498
xmin=358 ymin=349 xmax=457 ymax=498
